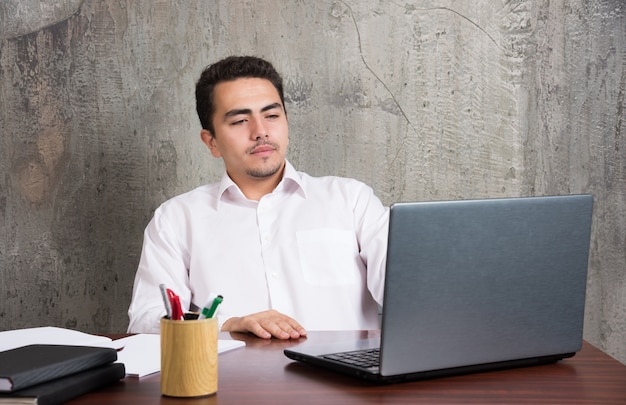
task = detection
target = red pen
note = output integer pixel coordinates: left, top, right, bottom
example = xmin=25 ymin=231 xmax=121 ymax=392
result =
xmin=166 ymin=288 xmax=184 ymax=320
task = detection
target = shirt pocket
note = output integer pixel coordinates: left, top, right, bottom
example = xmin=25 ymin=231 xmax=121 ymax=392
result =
xmin=296 ymin=229 xmax=361 ymax=286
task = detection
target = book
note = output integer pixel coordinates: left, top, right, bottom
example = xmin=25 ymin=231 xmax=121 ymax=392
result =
xmin=0 ymin=327 xmax=118 ymax=353
xmin=0 ymin=345 xmax=118 ymax=392
xmin=0 ymin=363 xmax=125 ymax=405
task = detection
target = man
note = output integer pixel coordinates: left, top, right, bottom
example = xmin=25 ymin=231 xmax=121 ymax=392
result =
xmin=127 ymin=56 xmax=388 ymax=339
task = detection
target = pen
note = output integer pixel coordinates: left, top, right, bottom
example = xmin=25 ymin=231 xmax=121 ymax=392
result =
xmin=166 ymin=288 xmax=184 ymax=320
xmin=199 ymin=295 xmax=223 ymax=319
xmin=159 ymin=284 xmax=172 ymax=319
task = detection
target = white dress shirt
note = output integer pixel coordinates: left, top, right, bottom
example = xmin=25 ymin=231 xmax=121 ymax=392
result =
xmin=127 ymin=160 xmax=389 ymax=333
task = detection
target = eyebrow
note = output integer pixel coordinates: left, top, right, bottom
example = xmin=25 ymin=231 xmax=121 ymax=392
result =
xmin=224 ymin=103 xmax=283 ymax=118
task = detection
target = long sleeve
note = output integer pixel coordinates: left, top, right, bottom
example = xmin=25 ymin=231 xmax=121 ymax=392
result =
xmin=127 ymin=209 xmax=191 ymax=333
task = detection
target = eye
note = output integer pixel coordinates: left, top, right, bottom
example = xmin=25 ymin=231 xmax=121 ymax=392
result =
xmin=230 ymin=119 xmax=247 ymax=126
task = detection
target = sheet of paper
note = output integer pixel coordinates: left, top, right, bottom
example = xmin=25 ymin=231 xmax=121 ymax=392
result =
xmin=0 ymin=326 xmax=121 ymax=352
xmin=114 ymin=334 xmax=160 ymax=377
xmin=115 ymin=334 xmax=245 ymax=377
xmin=218 ymin=339 xmax=246 ymax=354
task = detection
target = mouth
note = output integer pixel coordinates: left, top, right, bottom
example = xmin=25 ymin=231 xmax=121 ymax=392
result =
xmin=249 ymin=143 xmax=277 ymax=155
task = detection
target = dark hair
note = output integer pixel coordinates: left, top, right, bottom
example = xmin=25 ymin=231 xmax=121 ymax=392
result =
xmin=195 ymin=56 xmax=286 ymax=135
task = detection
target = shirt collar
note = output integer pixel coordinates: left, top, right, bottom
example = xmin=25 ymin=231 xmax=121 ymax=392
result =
xmin=216 ymin=159 xmax=307 ymax=207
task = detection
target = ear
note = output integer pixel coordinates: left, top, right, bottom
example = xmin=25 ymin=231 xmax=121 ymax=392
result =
xmin=200 ymin=129 xmax=222 ymax=158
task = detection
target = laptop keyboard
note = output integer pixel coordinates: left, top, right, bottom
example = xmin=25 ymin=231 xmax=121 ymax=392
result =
xmin=323 ymin=348 xmax=380 ymax=369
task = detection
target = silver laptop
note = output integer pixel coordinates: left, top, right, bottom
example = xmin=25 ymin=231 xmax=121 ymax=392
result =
xmin=284 ymin=194 xmax=594 ymax=383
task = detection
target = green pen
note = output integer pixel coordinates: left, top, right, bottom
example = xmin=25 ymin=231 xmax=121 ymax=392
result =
xmin=199 ymin=295 xmax=223 ymax=319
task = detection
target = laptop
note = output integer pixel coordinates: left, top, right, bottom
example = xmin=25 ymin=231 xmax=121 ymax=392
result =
xmin=284 ymin=194 xmax=594 ymax=383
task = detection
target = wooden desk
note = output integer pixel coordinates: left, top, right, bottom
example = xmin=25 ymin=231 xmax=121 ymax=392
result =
xmin=72 ymin=331 xmax=626 ymax=404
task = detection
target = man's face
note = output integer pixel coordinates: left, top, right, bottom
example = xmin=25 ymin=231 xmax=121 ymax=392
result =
xmin=202 ymin=77 xmax=289 ymax=184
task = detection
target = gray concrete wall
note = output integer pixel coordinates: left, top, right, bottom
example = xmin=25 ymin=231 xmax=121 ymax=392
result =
xmin=0 ymin=0 xmax=624 ymax=363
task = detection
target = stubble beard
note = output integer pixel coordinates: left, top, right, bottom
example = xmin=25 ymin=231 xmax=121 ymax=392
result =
xmin=246 ymin=160 xmax=283 ymax=178
xmin=246 ymin=141 xmax=283 ymax=178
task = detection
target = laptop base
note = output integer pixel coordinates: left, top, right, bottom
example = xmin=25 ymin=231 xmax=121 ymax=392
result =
xmin=284 ymin=347 xmax=575 ymax=384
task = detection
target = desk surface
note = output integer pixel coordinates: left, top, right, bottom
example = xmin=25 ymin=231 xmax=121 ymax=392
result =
xmin=72 ymin=331 xmax=626 ymax=404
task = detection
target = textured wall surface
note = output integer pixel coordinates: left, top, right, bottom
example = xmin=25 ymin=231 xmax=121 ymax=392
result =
xmin=0 ymin=1 xmax=624 ymax=363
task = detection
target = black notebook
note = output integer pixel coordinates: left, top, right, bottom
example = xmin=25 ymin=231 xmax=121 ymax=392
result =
xmin=0 ymin=345 xmax=118 ymax=392
xmin=0 ymin=363 xmax=125 ymax=405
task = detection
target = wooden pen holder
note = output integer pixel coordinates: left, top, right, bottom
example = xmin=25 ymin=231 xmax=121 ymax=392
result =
xmin=160 ymin=315 xmax=218 ymax=397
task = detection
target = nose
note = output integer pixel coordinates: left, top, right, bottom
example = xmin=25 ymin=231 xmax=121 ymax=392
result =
xmin=250 ymin=115 xmax=268 ymax=140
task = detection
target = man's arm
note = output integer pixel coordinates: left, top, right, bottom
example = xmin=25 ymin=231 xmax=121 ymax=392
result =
xmin=127 ymin=211 xmax=191 ymax=333
xmin=128 ymin=212 xmax=308 ymax=338
xmin=353 ymin=182 xmax=389 ymax=306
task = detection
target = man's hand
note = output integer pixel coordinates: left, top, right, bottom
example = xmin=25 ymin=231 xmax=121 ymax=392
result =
xmin=221 ymin=309 xmax=307 ymax=339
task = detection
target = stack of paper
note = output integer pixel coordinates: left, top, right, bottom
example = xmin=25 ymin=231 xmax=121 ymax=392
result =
xmin=115 ymin=334 xmax=245 ymax=377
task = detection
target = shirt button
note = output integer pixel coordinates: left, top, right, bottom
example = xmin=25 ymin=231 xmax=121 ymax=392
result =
xmin=272 ymin=272 xmax=279 ymax=279
xmin=263 ymin=234 xmax=271 ymax=242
